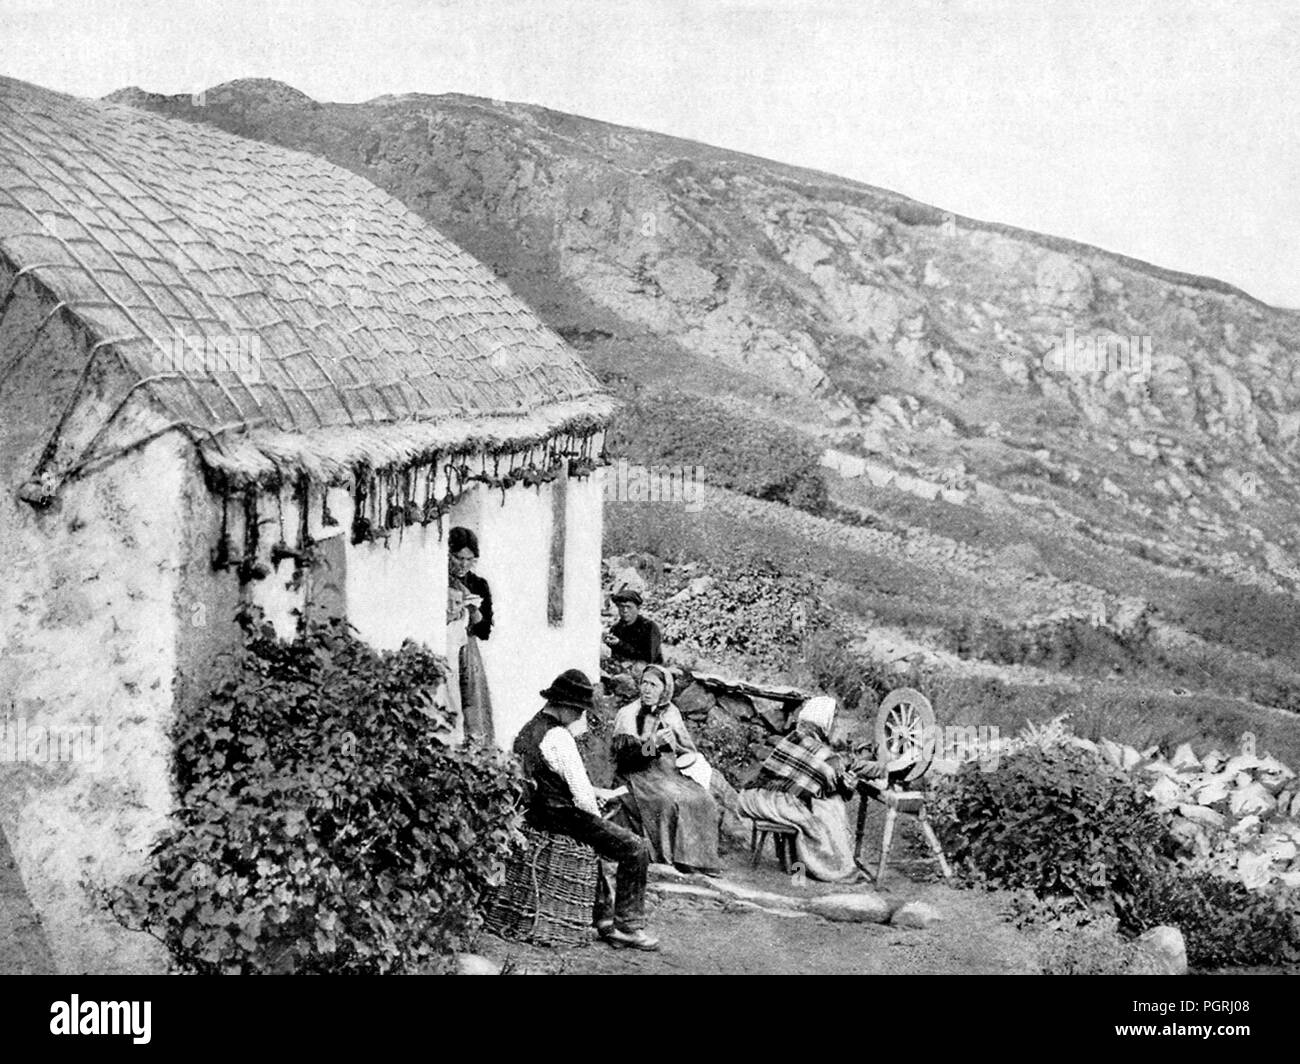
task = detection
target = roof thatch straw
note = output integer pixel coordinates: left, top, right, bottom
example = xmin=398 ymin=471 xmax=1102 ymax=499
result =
xmin=0 ymin=77 xmax=614 ymax=488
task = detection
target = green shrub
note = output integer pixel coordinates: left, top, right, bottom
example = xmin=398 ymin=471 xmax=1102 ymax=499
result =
xmin=1009 ymin=899 xmax=1154 ymax=975
xmin=110 ymin=609 xmax=525 ymax=974
xmin=932 ymin=744 xmax=1177 ymax=907
xmin=1123 ymin=866 xmax=1300 ymax=969
xmin=651 ymin=565 xmax=827 ymax=663
xmin=937 ymin=741 xmax=1300 ymax=969
xmin=691 ymin=711 xmax=759 ymax=784
xmin=801 ymin=629 xmax=906 ymax=713
xmin=606 ymin=393 xmax=829 ymax=514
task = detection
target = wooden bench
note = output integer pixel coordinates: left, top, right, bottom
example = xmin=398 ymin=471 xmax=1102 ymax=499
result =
xmin=747 ymin=818 xmax=799 ymax=873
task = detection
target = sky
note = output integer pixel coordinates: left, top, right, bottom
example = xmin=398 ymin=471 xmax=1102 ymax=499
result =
xmin=3 ymin=0 xmax=1297 ymax=306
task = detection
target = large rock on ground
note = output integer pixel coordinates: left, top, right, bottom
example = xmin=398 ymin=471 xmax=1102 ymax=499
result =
xmin=674 ymin=681 xmax=717 ymax=720
xmin=889 ymin=901 xmax=944 ymax=929
xmin=1135 ymin=926 xmax=1188 ymax=975
xmin=456 ymin=953 xmax=503 ymax=976
xmin=806 ymin=892 xmax=892 ymax=924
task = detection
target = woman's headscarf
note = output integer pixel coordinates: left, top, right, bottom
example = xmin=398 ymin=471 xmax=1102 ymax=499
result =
xmin=640 ymin=664 xmax=675 ymax=707
xmin=797 ymin=695 xmax=837 ymax=741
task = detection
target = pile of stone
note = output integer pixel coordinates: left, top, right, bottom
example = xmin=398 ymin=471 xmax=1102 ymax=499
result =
xmin=1138 ymin=743 xmax=1300 ymax=890
xmin=994 ymin=717 xmax=1300 ymax=892
xmin=675 ymin=671 xmax=807 ymax=750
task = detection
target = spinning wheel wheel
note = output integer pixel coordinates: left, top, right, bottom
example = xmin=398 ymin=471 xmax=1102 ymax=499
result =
xmin=874 ymin=687 xmax=936 ymax=784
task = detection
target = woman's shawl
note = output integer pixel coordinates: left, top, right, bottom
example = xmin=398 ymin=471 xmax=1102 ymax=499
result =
xmin=614 ymin=701 xmax=696 ymax=750
xmin=612 ymin=701 xmax=697 ymax=776
xmin=751 ymin=726 xmax=854 ymax=803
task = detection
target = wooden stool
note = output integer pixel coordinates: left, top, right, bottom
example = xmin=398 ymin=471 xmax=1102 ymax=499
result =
xmin=484 ymin=824 xmax=598 ymax=947
xmin=855 ymin=784 xmax=952 ymax=888
xmin=748 ymin=819 xmax=799 ymax=873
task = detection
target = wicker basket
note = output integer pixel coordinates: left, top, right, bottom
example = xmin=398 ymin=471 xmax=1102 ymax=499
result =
xmin=483 ymin=824 xmax=598 ymax=947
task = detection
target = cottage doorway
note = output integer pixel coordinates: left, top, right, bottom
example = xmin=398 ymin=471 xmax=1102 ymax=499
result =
xmin=446 ymin=489 xmax=491 ymax=743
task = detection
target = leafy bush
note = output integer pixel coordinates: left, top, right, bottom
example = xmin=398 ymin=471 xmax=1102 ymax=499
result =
xmin=932 ymin=744 xmax=1177 ymax=907
xmin=949 ymin=615 xmax=1154 ymax=677
xmin=1123 ymin=866 xmax=1300 ymax=969
xmin=936 ymin=739 xmax=1300 ymax=969
xmin=691 ymin=711 xmax=760 ymax=784
xmin=801 ymin=629 xmax=905 ymax=714
xmin=606 ymin=393 xmax=829 ymax=514
xmin=651 ymin=565 xmax=828 ymax=663
xmin=1008 ymin=898 xmax=1157 ymax=975
xmin=110 ymin=609 xmax=525 ymax=974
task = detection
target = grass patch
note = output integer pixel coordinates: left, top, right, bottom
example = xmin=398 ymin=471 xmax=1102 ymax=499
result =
xmin=605 ymin=393 xmax=830 ymax=514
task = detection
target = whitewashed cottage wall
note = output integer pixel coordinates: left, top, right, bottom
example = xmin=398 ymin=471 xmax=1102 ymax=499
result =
xmin=474 ymin=469 xmax=604 ymax=745
xmin=242 ymin=458 xmax=605 ymax=747
xmin=0 ymin=275 xmax=176 ymax=973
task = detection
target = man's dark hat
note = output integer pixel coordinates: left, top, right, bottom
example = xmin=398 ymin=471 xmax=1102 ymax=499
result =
xmin=611 ymin=588 xmax=643 ymax=606
xmin=540 ymin=668 xmax=596 ymax=712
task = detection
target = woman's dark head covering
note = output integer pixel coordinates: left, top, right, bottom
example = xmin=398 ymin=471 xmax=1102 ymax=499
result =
xmin=449 ymin=526 xmax=479 ymax=558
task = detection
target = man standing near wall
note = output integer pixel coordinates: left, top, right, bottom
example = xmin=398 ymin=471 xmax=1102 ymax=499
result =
xmin=512 ymin=669 xmax=660 ymax=950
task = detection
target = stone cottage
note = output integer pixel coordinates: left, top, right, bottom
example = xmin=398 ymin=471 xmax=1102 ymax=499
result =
xmin=0 ymin=76 xmax=614 ymax=972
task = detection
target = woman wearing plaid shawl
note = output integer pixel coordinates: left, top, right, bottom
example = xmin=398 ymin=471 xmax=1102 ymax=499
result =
xmin=738 ymin=696 xmax=885 ymax=882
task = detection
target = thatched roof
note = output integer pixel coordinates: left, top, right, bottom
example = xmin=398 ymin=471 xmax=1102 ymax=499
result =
xmin=0 ymin=77 xmax=614 ymax=487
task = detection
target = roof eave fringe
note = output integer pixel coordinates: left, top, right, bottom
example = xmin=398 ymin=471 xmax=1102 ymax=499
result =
xmin=197 ymin=395 xmax=619 ymax=488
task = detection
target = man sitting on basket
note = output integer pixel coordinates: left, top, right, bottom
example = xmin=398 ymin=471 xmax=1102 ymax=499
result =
xmin=512 ymin=669 xmax=660 ymax=951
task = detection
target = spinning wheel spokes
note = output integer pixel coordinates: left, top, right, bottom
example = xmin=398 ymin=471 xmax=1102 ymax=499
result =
xmin=882 ymin=703 xmax=923 ymax=752
xmin=875 ymin=688 xmax=936 ymax=783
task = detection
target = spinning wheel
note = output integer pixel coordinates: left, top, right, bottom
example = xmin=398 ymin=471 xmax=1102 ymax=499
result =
xmin=874 ymin=687 xmax=936 ymax=784
xmin=858 ymin=687 xmax=951 ymax=886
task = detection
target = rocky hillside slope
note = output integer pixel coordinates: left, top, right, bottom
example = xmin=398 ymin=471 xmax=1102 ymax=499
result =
xmin=104 ymin=81 xmax=1300 ymax=708
xmin=106 ymin=79 xmax=1300 ymax=599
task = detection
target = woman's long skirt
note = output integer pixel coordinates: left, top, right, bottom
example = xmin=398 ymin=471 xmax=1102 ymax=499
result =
xmin=459 ymin=636 xmax=494 ymax=744
xmin=618 ymin=753 xmax=720 ymax=872
xmin=736 ymin=788 xmax=858 ymax=882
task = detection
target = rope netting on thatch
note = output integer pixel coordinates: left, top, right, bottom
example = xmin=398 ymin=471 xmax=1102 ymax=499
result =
xmin=0 ymin=76 xmax=613 ymax=487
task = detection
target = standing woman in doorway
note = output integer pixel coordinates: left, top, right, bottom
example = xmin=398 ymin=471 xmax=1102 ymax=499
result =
xmin=448 ymin=527 xmax=494 ymax=744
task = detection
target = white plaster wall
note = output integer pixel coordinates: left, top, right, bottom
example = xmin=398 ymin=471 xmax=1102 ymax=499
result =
xmin=241 ymin=460 xmax=603 ymax=748
xmin=475 ymin=470 xmax=604 ymax=746
xmin=0 ymin=438 xmax=185 ymax=974
xmin=243 ymin=484 xmax=354 ymax=639
xmin=0 ymin=276 xmax=180 ymax=973
xmin=253 ymin=485 xmax=308 ymax=641
xmin=346 ymin=520 xmax=447 ymax=654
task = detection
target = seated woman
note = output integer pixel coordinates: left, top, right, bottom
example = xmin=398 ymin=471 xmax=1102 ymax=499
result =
xmin=611 ymin=665 xmax=721 ymax=875
xmin=737 ymin=696 xmax=885 ymax=883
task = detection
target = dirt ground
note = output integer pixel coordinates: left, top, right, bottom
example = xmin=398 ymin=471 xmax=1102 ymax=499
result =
xmin=0 ymin=808 xmax=1040 ymax=976
xmin=472 ymin=810 xmax=1043 ymax=976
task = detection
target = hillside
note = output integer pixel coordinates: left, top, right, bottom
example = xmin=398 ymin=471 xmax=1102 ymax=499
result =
xmin=106 ymin=80 xmax=1300 ymax=745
